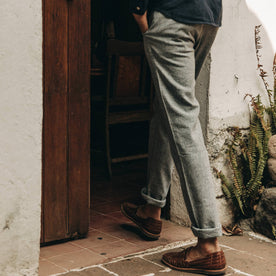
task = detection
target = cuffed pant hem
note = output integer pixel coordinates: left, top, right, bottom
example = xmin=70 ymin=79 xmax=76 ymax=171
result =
xmin=141 ymin=187 xmax=166 ymax=208
xmin=191 ymin=225 xmax=222 ymax=239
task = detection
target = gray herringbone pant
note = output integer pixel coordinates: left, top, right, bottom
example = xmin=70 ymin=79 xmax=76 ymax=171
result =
xmin=141 ymin=11 xmax=222 ymax=239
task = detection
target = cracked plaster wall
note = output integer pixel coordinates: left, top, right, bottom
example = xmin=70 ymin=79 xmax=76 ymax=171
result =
xmin=170 ymin=0 xmax=275 ymax=227
xmin=0 ymin=1 xmax=42 ymax=275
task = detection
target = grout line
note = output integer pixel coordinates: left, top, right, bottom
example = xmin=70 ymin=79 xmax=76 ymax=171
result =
xmin=94 ymin=228 xmax=129 ymax=241
xmin=228 ymin=266 xmax=255 ymax=276
xmin=50 ymin=239 xmax=197 ymax=276
xmin=67 ymin=242 xmax=87 ymax=250
xmin=41 ymin=247 xmax=84 ymax=260
xmin=50 ymin=238 xmax=272 ymax=276
xmin=158 ymin=268 xmax=171 ymax=273
xmin=98 ymin=265 xmax=119 ymax=276
xmin=46 ymin=248 xmax=86 ymax=261
xmin=118 ymin=239 xmax=142 ymax=247
xmin=138 ymin=257 xmax=165 ymax=268
xmin=44 ymin=259 xmax=69 ymax=273
xmin=139 ymin=256 xmax=166 ymax=269
xmin=221 ymin=244 xmax=265 ymax=260
xmin=117 ymin=239 xmax=197 ymax=260
xmin=247 ymin=231 xmax=276 ymax=245
xmin=82 ymin=247 xmax=109 ymax=261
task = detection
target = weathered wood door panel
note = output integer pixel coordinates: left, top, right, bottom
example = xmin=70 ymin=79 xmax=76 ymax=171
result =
xmin=42 ymin=0 xmax=90 ymax=243
xmin=68 ymin=0 xmax=91 ymax=237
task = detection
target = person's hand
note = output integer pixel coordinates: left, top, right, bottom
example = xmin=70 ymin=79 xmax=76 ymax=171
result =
xmin=132 ymin=11 xmax=148 ymax=34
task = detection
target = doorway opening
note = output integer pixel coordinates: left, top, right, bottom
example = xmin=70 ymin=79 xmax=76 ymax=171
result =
xmin=90 ymin=0 xmax=154 ymax=218
xmin=90 ymin=0 xmax=154 ymax=239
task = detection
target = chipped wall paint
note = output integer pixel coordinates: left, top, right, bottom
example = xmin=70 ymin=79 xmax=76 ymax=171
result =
xmin=170 ymin=0 xmax=275 ymax=227
xmin=0 ymin=1 xmax=42 ymax=275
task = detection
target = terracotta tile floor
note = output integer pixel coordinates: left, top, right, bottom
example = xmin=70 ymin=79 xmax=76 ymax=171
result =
xmin=39 ymin=160 xmax=194 ymax=276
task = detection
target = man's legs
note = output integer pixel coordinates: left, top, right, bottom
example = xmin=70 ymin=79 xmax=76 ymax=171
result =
xmin=140 ymin=16 xmax=219 ymax=216
xmin=140 ymin=92 xmax=174 ymax=209
xmin=140 ymin=11 xmax=221 ymax=245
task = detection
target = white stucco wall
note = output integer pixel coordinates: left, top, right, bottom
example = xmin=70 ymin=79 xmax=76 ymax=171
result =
xmin=0 ymin=1 xmax=42 ymax=275
xmin=170 ymin=0 xmax=275 ymax=227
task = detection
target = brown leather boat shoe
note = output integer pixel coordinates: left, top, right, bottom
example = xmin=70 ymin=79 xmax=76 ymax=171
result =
xmin=162 ymin=246 xmax=227 ymax=275
xmin=120 ymin=202 xmax=162 ymax=239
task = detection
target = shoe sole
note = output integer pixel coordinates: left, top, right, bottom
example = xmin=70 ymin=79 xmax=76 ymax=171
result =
xmin=120 ymin=204 xmax=160 ymax=240
xmin=161 ymin=258 xmax=227 ymax=275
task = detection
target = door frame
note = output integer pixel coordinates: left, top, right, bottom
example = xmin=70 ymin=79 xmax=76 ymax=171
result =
xmin=41 ymin=0 xmax=91 ymax=244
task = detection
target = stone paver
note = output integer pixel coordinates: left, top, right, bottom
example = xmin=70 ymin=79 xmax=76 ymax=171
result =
xmin=64 ymin=267 xmax=111 ymax=276
xmin=58 ymin=233 xmax=275 ymax=276
xmin=104 ymin=258 xmax=162 ymax=276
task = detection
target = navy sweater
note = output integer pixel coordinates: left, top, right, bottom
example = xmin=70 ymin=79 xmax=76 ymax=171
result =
xmin=129 ymin=0 xmax=222 ymax=27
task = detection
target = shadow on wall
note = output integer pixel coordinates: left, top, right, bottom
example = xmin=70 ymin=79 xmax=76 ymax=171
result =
xmin=246 ymin=0 xmax=276 ymax=52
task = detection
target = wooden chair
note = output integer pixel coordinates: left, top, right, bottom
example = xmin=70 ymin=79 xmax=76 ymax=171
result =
xmin=105 ymin=39 xmax=153 ymax=177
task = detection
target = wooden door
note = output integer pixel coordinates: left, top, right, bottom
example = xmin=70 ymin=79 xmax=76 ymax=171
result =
xmin=41 ymin=0 xmax=91 ymax=243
